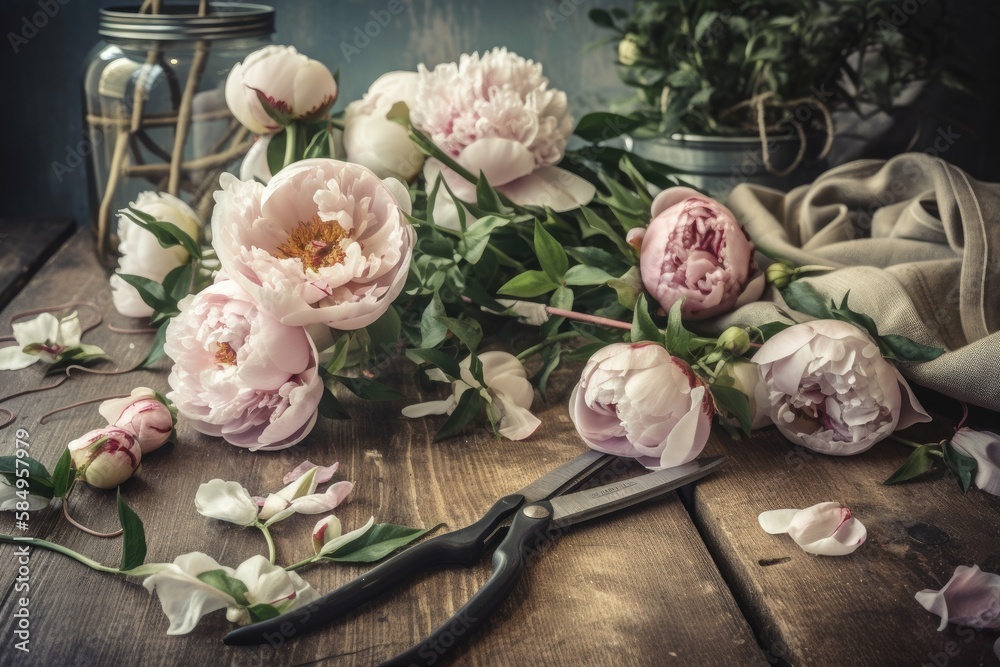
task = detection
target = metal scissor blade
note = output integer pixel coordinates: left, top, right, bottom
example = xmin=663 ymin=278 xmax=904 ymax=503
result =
xmin=547 ymin=456 xmax=725 ymax=527
xmin=516 ymin=450 xmax=620 ymax=504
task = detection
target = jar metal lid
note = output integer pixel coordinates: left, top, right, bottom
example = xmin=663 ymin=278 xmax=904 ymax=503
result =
xmin=99 ymin=3 xmax=275 ymax=41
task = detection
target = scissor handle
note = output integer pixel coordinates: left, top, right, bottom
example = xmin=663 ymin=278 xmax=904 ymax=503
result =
xmin=380 ymin=501 xmax=555 ymax=667
xmin=223 ymin=493 xmax=525 ymax=647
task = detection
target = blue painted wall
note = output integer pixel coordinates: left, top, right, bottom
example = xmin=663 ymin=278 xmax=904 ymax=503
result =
xmin=0 ymin=0 xmax=629 ymax=230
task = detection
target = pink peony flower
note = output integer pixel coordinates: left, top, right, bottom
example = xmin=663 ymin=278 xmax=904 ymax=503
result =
xmin=224 ymin=45 xmax=337 ymax=134
xmin=410 ymin=48 xmax=594 ymax=226
xmin=212 ymin=158 xmax=415 ymax=330
xmin=758 ymin=501 xmax=867 ymax=556
xmin=627 ymin=187 xmax=763 ymax=319
xmin=950 ymin=429 xmax=1000 ymax=496
xmin=916 ymin=565 xmax=1000 ymax=631
xmin=67 ymin=427 xmax=142 ymax=489
xmin=343 ymin=71 xmax=424 ymax=181
xmin=569 ymin=342 xmax=714 ymax=470
xmin=164 ymin=280 xmax=323 ymax=451
xmin=753 ymin=320 xmax=931 ymax=455
xmin=99 ymin=387 xmax=175 ymax=454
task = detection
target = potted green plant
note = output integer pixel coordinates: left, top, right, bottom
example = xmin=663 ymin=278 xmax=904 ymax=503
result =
xmin=591 ymin=0 xmax=963 ymax=193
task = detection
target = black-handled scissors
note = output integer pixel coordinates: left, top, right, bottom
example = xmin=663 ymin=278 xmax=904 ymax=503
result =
xmin=224 ymin=451 xmax=725 ymax=665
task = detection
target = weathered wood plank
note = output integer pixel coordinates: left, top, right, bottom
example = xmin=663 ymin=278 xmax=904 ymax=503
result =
xmin=0 ymin=218 xmax=76 ymax=309
xmin=0 ymin=229 xmax=766 ymax=666
xmin=691 ymin=420 xmax=1000 ymax=667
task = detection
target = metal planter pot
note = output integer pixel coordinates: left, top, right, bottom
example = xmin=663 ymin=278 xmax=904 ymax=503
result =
xmin=625 ymin=132 xmax=829 ymax=197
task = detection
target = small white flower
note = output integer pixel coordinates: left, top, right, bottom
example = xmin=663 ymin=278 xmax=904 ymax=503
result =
xmin=758 ymin=501 xmax=866 ymax=556
xmin=402 ymin=351 xmax=541 ymax=441
xmin=195 ymin=480 xmax=259 ymax=526
xmin=0 ymin=311 xmax=82 ymax=370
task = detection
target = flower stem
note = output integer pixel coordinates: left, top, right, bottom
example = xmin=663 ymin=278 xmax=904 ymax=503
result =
xmin=283 ymin=555 xmax=319 ymax=572
xmin=516 ymin=332 xmax=580 ymax=361
xmin=0 ymin=534 xmax=120 ymax=573
xmin=257 ymin=522 xmax=277 ymax=564
xmin=889 ymin=434 xmax=944 ymax=457
xmin=545 ymin=307 xmax=632 ymax=331
xmin=283 ymin=123 xmax=298 ymax=169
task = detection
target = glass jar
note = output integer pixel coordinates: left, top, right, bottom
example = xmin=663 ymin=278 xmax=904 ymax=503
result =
xmin=82 ymin=3 xmax=274 ymax=265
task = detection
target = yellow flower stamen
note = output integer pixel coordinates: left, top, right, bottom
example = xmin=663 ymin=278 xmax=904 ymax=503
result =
xmin=276 ymin=214 xmax=350 ymax=270
xmin=215 ymin=342 xmax=237 ymax=366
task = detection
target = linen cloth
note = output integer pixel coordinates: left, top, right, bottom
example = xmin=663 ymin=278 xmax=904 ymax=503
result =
xmin=716 ymin=153 xmax=1000 ymax=411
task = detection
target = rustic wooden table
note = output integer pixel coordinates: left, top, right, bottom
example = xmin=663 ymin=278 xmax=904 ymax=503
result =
xmin=1 ymin=225 xmax=998 ymax=667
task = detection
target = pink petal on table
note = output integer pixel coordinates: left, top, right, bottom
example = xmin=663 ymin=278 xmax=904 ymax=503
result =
xmin=283 ymin=461 xmax=340 ymax=486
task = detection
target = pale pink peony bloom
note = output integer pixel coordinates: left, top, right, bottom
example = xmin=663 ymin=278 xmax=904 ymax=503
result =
xmin=344 ymin=71 xmax=424 ymax=181
xmin=569 ymin=342 xmax=714 ymax=470
xmin=758 ymin=501 xmax=866 ymax=556
xmin=67 ymin=427 xmax=142 ymax=489
xmin=401 ymin=351 xmax=541 ymax=441
xmin=753 ymin=320 xmax=930 ymax=455
xmin=916 ymin=565 xmax=1000 ymax=631
xmin=164 ymin=280 xmax=324 ymax=451
xmin=212 ymin=158 xmax=415 ymax=330
xmin=950 ymin=429 xmax=1000 ymax=496
xmin=410 ymin=48 xmax=594 ymax=227
xmin=224 ymin=45 xmax=337 ymax=134
xmin=627 ymin=187 xmax=763 ymax=319
xmin=99 ymin=387 xmax=175 ymax=454
xmin=110 ymin=192 xmax=202 ymax=319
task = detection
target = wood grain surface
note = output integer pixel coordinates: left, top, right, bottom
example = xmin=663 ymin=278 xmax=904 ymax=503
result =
xmin=0 ymin=230 xmax=766 ymax=666
xmin=0 ymin=218 xmax=76 ymax=309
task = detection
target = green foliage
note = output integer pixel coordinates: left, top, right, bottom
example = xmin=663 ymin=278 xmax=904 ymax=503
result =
xmin=592 ymin=0 xmax=968 ymax=136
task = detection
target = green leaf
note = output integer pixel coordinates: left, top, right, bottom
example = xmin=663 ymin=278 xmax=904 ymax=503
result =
xmin=45 ymin=344 xmax=110 ymax=376
xmin=318 ymin=385 xmax=352 ymax=420
xmin=117 ymin=274 xmax=172 ymax=313
xmin=332 ymin=376 xmax=404 ymax=402
xmin=534 ymin=220 xmax=569 ymax=282
xmin=475 ymin=172 xmax=511 ymax=214
xmin=51 ymin=449 xmax=73 ymax=498
xmin=161 ymin=262 xmax=195 ymax=305
xmin=406 ymin=348 xmax=462 ymax=380
xmin=138 ymin=323 xmax=169 ymax=369
xmin=497 ymin=270 xmax=560 ymax=298
xmin=563 ymin=341 xmax=606 ymax=362
xmin=419 ymin=294 xmax=448 ymax=349
xmin=942 ymin=441 xmax=977 ymax=493
xmin=117 ymin=490 xmax=147 ymax=572
xmin=436 ymin=316 xmax=483 ymax=352
xmin=197 ymin=569 xmax=250 ymax=606
xmin=565 ymin=246 xmax=630 ymax=274
xmin=542 ymin=285 xmax=574 ymax=339
xmin=754 ymin=321 xmax=792 ymax=342
xmin=323 ymin=523 xmax=441 ymax=563
xmin=579 ymin=206 xmax=633 ymax=257
xmin=781 ymin=281 xmax=832 ymax=319
xmin=266 ymin=128 xmax=287 ymax=176
xmin=0 ymin=455 xmax=54 ymax=500
xmin=531 ymin=344 xmax=562 ymax=398
xmin=247 ymin=603 xmax=282 ymax=623
xmin=884 ymin=445 xmax=938 ymax=485
xmin=709 ymin=384 xmax=752 ymax=436
xmin=665 ymin=300 xmax=696 ymax=359
xmin=434 ymin=389 xmax=484 ymax=441
xmin=573 ymin=112 xmax=646 ymax=143
xmin=323 ymin=335 xmax=352 ymax=376
xmin=608 ymin=266 xmax=643 ymax=310
xmin=303 ymin=127 xmax=332 ymax=159
xmin=880 ymin=334 xmax=945 ymax=363
xmin=123 ymin=207 xmax=201 ymax=259
xmin=630 ymin=295 xmax=661 ymax=344
xmin=564 ymin=265 xmax=614 ymax=287
xmin=588 ymin=7 xmax=615 ymax=28
xmin=457 ymin=215 xmax=510 ymax=264
xmin=364 ymin=307 xmax=402 ymax=365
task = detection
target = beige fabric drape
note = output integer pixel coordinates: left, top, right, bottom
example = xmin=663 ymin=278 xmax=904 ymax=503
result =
xmin=716 ymin=153 xmax=1000 ymax=411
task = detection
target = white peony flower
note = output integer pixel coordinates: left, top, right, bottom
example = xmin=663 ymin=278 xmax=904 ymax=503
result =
xmin=950 ymin=428 xmax=1000 ymax=496
xmin=758 ymin=502 xmax=867 ymax=556
xmin=410 ymin=48 xmax=594 ymax=228
xmin=110 ymin=191 xmax=202 ymax=319
xmin=401 ymin=351 xmax=541 ymax=440
xmin=343 ymin=71 xmax=424 ymax=181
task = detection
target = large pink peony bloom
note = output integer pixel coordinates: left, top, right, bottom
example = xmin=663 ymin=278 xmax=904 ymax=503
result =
xmin=212 ymin=158 xmax=415 ymax=330
xmin=164 ymin=280 xmax=323 ymax=451
xmin=753 ymin=319 xmax=931 ymax=455
xmin=569 ymin=342 xmax=714 ymax=470
xmin=628 ymin=187 xmax=763 ymax=319
xmin=410 ymin=48 xmax=594 ymax=226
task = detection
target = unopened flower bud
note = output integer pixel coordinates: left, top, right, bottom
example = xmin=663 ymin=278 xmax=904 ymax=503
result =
xmin=717 ymin=327 xmax=751 ymax=355
xmin=99 ymin=388 xmax=175 ymax=454
xmin=618 ymin=34 xmax=641 ymax=66
xmin=765 ymin=262 xmax=796 ymax=289
xmin=312 ymin=515 xmax=342 ymax=555
xmin=68 ymin=427 xmax=142 ymax=489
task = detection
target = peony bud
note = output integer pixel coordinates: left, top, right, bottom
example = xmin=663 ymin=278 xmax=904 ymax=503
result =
xmin=765 ymin=262 xmax=796 ymax=289
xmin=618 ymin=34 xmax=641 ymax=66
xmin=312 ymin=515 xmax=342 ymax=554
xmin=717 ymin=327 xmax=751 ymax=355
xmin=67 ymin=427 xmax=142 ymax=489
xmin=99 ymin=387 xmax=175 ymax=454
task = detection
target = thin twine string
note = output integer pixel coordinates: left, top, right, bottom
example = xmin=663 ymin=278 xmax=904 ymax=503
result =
xmin=62 ymin=481 xmax=124 ymax=539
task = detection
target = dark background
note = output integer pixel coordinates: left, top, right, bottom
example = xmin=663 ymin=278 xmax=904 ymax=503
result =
xmin=1 ymin=0 xmax=997 ymax=233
